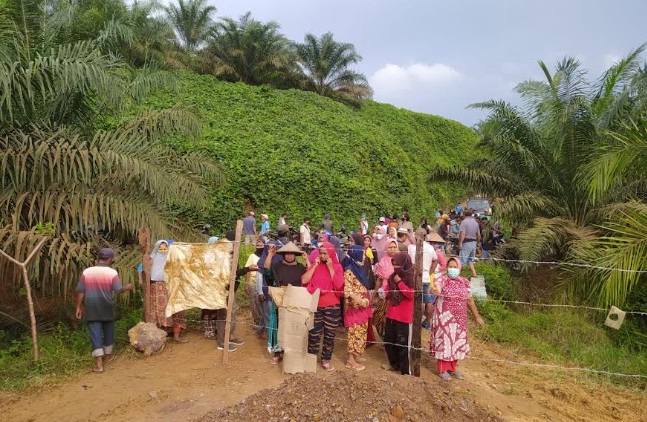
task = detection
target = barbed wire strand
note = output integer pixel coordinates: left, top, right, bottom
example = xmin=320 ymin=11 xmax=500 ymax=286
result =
xmin=162 ymin=239 xmax=647 ymax=274
xmin=181 ymin=317 xmax=647 ymax=380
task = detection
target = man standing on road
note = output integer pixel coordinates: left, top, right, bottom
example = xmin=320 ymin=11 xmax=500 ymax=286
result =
xmin=243 ymin=211 xmax=256 ymax=245
xmin=76 ymin=248 xmax=133 ymax=373
xmin=458 ymin=209 xmax=480 ymax=278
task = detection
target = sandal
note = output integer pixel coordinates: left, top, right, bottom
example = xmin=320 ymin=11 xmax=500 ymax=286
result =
xmin=439 ymin=371 xmax=451 ymax=380
xmin=173 ymin=338 xmax=188 ymax=344
xmin=321 ymin=361 xmax=335 ymax=372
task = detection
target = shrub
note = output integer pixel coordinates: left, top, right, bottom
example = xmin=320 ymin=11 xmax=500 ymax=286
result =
xmin=475 ymin=262 xmax=518 ymax=301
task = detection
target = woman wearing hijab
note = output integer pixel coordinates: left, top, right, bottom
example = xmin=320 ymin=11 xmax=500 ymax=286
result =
xmin=363 ymin=235 xmax=378 ymax=266
xmin=380 ymin=252 xmax=415 ymax=375
xmin=149 ymin=239 xmax=187 ymax=343
xmin=372 ymin=238 xmax=399 ymax=338
xmin=245 ymin=238 xmax=266 ymax=332
xmin=360 ymin=234 xmax=378 ymax=347
xmin=372 ymin=225 xmax=388 ymax=261
xmin=342 ymin=243 xmax=371 ymax=371
xmin=302 ymin=242 xmax=344 ymax=371
xmin=308 ymin=233 xmax=329 ymax=264
xmin=430 ymin=256 xmax=484 ymax=380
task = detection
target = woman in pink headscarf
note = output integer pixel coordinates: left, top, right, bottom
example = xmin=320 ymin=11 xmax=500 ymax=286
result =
xmin=308 ymin=232 xmax=330 ymax=264
xmin=430 ymin=256 xmax=484 ymax=380
xmin=372 ymin=225 xmax=388 ymax=261
xmin=371 ymin=238 xmax=399 ymax=339
xmin=302 ymin=241 xmax=344 ymax=371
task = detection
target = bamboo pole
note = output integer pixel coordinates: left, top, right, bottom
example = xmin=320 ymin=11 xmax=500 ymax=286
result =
xmin=223 ymin=219 xmax=243 ymax=364
xmin=411 ymin=228 xmax=425 ymax=376
xmin=0 ymin=237 xmax=48 ymax=361
xmin=138 ymin=228 xmax=152 ymax=323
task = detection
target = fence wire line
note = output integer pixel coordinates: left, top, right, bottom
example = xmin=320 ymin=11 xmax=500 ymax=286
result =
xmin=178 ymin=285 xmax=645 ymax=315
xmin=184 ymin=317 xmax=647 ymax=380
xmin=163 ymin=238 xmax=647 ymax=274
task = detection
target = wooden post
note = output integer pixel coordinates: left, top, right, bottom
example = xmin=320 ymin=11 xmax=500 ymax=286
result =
xmin=138 ymin=228 xmax=152 ymax=323
xmin=411 ymin=228 xmax=425 ymax=377
xmin=0 ymin=237 xmax=48 ymax=361
xmin=223 ymin=219 xmax=243 ymax=364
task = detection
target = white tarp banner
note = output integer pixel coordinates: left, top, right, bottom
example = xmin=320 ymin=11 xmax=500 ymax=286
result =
xmin=164 ymin=241 xmax=232 ymax=317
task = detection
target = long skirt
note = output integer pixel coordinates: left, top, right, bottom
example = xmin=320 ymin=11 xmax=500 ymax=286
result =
xmin=347 ymin=322 xmax=368 ymax=356
xmin=149 ymin=281 xmax=185 ymax=330
xmin=372 ymin=297 xmax=388 ymax=338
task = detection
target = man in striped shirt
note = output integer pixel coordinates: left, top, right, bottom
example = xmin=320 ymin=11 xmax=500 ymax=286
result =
xmin=76 ymin=248 xmax=133 ymax=373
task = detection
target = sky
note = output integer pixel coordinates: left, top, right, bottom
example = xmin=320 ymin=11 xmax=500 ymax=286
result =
xmin=151 ymin=0 xmax=647 ymax=126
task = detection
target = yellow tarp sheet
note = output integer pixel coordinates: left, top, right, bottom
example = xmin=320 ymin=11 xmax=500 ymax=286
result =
xmin=164 ymin=241 xmax=233 ymax=317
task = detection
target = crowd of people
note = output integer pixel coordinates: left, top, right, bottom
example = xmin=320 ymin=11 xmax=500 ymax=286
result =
xmin=75 ymin=208 xmax=489 ymax=379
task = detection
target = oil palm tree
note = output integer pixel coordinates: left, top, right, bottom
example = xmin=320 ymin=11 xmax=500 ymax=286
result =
xmin=294 ymin=32 xmax=372 ymax=104
xmin=164 ymin=0 xmax=216 ymax=52
xmin=0 ymin=0 xmax=220 ymax=300
xmin=204 ymin=12 xmax=295 ymax=86
xmin=430 ymin=45 xmax=647 ymax=306
xmin=574 ymin=117 xmax=647 ymax=306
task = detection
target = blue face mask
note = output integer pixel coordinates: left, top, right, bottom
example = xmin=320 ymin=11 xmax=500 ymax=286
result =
xmin=447 ymin=268 xmax=460 ymax=279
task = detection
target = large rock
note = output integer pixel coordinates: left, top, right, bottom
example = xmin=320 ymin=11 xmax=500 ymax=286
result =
xmin=128 ymin=322 xmax=167 ymax=355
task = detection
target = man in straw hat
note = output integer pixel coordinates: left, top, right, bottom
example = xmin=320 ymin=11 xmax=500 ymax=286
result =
xmin=262 ymin=241 xmax=308 ymax=363
xmin=407 ymin=233 xmax=442 ymax=329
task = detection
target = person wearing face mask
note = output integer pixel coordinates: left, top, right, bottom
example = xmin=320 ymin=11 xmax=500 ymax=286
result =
xmin=380 ymin=252 xmax=415 ymax=375
xmin=372 ymin=225 xmax=388 ymax=261
xmin=430 ymin=257 xmax=484 ymax=380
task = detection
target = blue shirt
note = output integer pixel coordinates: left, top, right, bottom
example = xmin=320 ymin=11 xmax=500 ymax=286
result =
xmin=261 ymin=221 xmax=270 ymax=234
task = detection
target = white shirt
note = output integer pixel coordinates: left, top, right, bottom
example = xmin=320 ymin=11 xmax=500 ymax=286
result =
xmin=300 ymin=223 xmax=311 ymax=244
xmin=408 ymin=243 xmax=438 ymax=284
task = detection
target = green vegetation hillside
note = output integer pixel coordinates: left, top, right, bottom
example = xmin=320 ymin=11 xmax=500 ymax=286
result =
xmin=147 ymin=72 xmax=478 ymax=230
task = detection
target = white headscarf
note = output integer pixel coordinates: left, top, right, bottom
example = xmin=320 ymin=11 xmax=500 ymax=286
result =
xmin=150 ymin=240 xmax=169 ymax=282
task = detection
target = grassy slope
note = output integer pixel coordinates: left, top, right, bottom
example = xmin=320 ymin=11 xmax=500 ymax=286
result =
xmin=145 ymin=72 xmax=477 ymax=230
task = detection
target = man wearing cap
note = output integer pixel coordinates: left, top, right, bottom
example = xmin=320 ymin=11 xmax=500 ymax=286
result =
xmin=260 ymin=214 xmax=270 ymax=238
xmin=243 ymin=211 xmax=256 ymax=245
xmin=378 ymin=216 xmax=388 ymax=233
xmin=408 ymin=234 xmax=440 ymax=329
xmin=459 ymin=209 xmax=481 ymax=278
xmin=75 ymin=248 xmax=133 ymax=373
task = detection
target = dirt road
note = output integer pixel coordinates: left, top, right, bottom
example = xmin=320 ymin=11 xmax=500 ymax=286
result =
xmin=2 ymin=322 xmax=645 ymax=422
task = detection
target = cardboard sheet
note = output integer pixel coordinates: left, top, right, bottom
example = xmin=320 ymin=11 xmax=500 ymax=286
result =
xmin=164 ymin=241 xmax=233 ymax=317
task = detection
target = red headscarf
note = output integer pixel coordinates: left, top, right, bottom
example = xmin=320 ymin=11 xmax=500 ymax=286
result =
xmin=306 ymin=242 xmax=344 ymax=298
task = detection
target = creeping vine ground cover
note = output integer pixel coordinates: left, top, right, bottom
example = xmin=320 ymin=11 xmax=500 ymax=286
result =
xmin=145 ymin=72 xmax=478 ymax=230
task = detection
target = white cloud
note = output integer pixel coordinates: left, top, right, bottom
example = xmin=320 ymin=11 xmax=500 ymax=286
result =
xmin=369 ymin=62 xmax=462 ymax=99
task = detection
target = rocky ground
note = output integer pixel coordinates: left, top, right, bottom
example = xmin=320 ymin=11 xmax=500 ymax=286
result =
xmin=205 ymin=370 xmax=502 ymax=422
